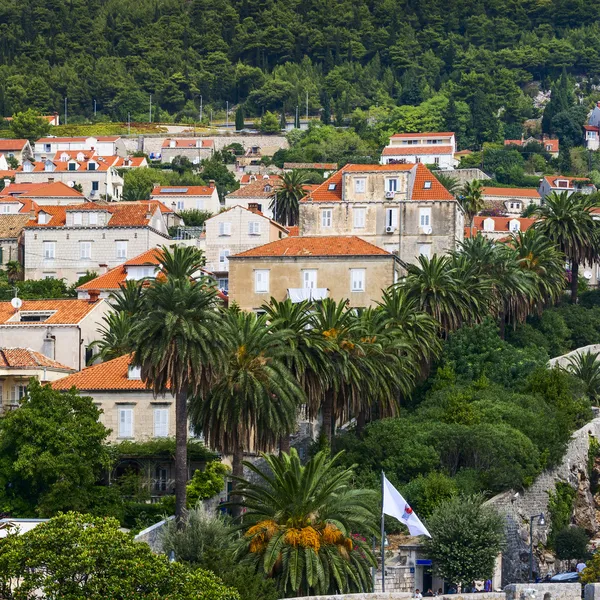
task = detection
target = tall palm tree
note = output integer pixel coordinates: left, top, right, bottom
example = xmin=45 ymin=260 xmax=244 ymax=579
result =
xmin=270 ymin=170 xmax=309 ymax=227
xmin=234 ymin=449 xmax=377 ymax=597
xmin=108 ymin=279 xmax=146 ymax=315
xmin=189 ymin=310 xmax=304 ymax=516
xmin=89 ymin=311 xmax=135 ymax=363
xmin=5 ymin=260 xmax=22 ymax=283
xmin=157 ymin=244 xmax=206 ymax=279
xmin=434 ymin=172 xmax=460 ymax=196
xmin=564 ymin=351 xmax=600 ymax=402
xmin=511 ymin=228 xmax=566 ymax=310
xmin=459 ymin=180 xmax=485 ymax=236
xmin=533 ymin=191 xmax=600 ymax=304
xmin=131 ymin=247 xmax=222 ymax=525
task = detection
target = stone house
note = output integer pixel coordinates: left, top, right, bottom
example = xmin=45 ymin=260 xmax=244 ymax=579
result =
xmin=299 ymin=163 xmax=464 ymax=267
xmin=0 ymin=139 xmax=33 ymax=164
xmin=0 ymin=214 xmax=30 ymax=267
xmin=466 ymin=216 xmax=536 ymax=240
xmin=380 ymin=132 xmax=457 ymax=169
xmin=504 ymin=135 xmax=559 ymax=158
xmin=23 ymin=201 xmax=172 ymax=283
xmin=0 ymin=347 xmax=75 ymax=415
xmin=538 ymin=175 xmax=596 ymax=199
xmin=34 ymin=136 xmax=126 ymax=158
xmin=224 ymin=175 xmax=280 ymax=218
xmin=228 ymin=235 xmax=399 ymax=311
xmin=150 ymin=183 xmax=220 ymax=214
xmin=204 ymin=204 xmax=289 ymax=291
xmin=160 ymin=138 xmax=214 ymax=164
xmin=16 ymin=156 xmax=124 ymax=200
xmin=0 ymin=180 xmax=85 ymax=206
xmin=0 ymin=297 xmax=107 ymax=371
xmin=481 ymin=187 xmax=541 ymax=215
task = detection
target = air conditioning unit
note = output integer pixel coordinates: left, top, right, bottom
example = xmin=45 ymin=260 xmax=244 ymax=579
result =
xmin=385 ymin=226 xmax=396 ymax=234
xmin=420 ymin=226 xmax=432 ymax=235
xmin=385 ymin=191 xmax=395 ymax=199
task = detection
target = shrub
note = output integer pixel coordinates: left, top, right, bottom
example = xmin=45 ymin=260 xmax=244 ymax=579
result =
xmin=555 ymin=526 xmax=590 ymax=561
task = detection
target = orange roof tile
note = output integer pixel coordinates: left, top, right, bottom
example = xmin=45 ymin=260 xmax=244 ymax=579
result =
xmin=151 ymin=185 xmax=215 ymax=197
xmin=227 ymin=176 xmax=281 ymax=199
xmin=0 ymin=139 xmax=28 ymax=151
xmin=482 ymin=187 xmax=541 ymax=199
xmin=391 ymin=132 xmax=454 ymax=138
xmin=0 ymin=299 xmax=103 ymax=325
xmin=410 ymin=163 xmax=455 ymax=201
xmin=52 ymin=354 xmax=149 ymax=391
xmin=36 ymin=136 xmax=120 ymax=144
xmin=543 ymin=175 xmax=593 ymax=189
xmin=0 ymin=181 xmax=84 ymax=198
xmin=232 ymin=235 xmax=391 ymax=258
xmin=162 ymin=138 xmax=214 ymax=149
xmin=382 ymin=145 xmax=454 ymax=156
xmin=466 ymin=216 xmax=537 ymax=238
xmin=0 ymin=347 xmax=74 ymax=371
xmin=287 ymin=226 xmax=300 ymax=236
xmin=283 ymin=162 xmax=338 ymax=170
xmin=0 ymin=197 xmax=38 ymax=213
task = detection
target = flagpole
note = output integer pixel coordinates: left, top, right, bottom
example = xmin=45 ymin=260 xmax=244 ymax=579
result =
xmin=381 ymin=470 xmax=385 ymax=593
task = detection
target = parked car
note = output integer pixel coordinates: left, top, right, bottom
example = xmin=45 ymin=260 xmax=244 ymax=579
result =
xmin=549 ymin=572 xmax=580 ymax=583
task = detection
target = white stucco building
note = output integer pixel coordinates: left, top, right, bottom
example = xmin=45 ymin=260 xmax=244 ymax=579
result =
xmin=380 ymin=132 xmax=457 ymax=169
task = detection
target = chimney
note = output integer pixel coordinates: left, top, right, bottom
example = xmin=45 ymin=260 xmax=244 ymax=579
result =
xmin=98 ymin=263 xmax=108 ymax=274
xmin=209 ymin=179 xmax=215 ymax=189
xmin=248 ymin=202 xmax=260 ymax=213
xmin=47 ymin=177 xmax=54 ymax=184
xmin=146 ymin=203 xmax=152 ymax=220
xmin=29 ymin=208 xmax=35 ymax=220
xmin=87 ymin=289 xmax=100 ymax=303
xmin=3 ymin=178 xmax=10 ymax=188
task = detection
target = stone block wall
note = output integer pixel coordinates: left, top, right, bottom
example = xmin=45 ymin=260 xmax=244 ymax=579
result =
xmin=505 ymin=583 xmax=581 ymax=600
xmin=373 ymin=565 xmax=415 ymax=593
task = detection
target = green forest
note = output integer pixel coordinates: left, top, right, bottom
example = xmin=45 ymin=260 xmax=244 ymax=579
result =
xmin=2 ymin=0 xmax=600 ymax=145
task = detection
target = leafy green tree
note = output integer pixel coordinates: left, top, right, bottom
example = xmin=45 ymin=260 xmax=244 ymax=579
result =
xmin=0 ymin=512 xmax=239 ymax=600
xmin=200 ymin=154 xmax=239 ymax=199
xmin=186 ymin=461 xmax=230 ymax=506
xmin=179 ymin=209 xmax=214 ymax=226
xmin=0 ymin=381 xmax=110 ymax=517
xmin=423 ymin=495 xmax=505 ymax=586
xmin=235 ymin=106 xmax=245 ymax=131
xmin=270 ymin=169 xmax=309 ymax=226
xmin=260 ymin=111 xmax=280 ymax=134
xmin=234 ymin=449 xmax=377 ymax=597
xmin=534 ymin=191 xmax=600 ymax=304
xmin=555 ymin=526 xmax=590 ymax=562
xmin=131 ymin=246 xmax=222 ymax=523
xmin=9 ymin=109 xmax=50 ymax=141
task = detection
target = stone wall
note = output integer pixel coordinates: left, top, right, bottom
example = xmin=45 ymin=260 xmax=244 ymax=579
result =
xmin=487 ymin=417 xmax=600 ymax=584
xmin=436 ymin=168 xmax=491 ymax=185
xmin=548 ymin=345 xmax=600 ymax=368
xmin=505 ymin=583 xmax=581 ymax=600
xmin=287 ymin=593 xmax=503 ymax=600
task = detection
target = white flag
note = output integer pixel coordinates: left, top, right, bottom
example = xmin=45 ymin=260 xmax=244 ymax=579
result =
xmin=383 ymin=475 xmax=431 ymax=538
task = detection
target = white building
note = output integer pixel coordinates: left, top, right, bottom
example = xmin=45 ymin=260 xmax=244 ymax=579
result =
xmin=481 ymin=187 xmax=541 ymax=215
xmin=0 ymin=139 xmax=33 ymax=164
xmin=224 ymin=175 xmax=280 ymax=219
xmin=380 ymin=132 xmax=457 ymax=169
xmin=538 ymin=175 xmax=596 ymax=199
xmin=0 ymin=181 xmax=85 ymax=207
xmin=150 ymin=183 xmax=220 ymax=214
xmin=585 ymin=102 xmax=600 ymax=150
xmin=23 ymin=201 xmax=172 ymax=283
xmin=160 ymin=139 xmax=214 ymax=164
xmin=467 ymin=216 xmax=536 ymax=240
xmin=34 ymin=136 xmax=126 ymax=158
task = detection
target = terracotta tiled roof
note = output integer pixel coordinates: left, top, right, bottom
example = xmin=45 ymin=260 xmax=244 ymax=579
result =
xmin=543 ymin=176 xmax=593 ymax=189
xmin=151 ymin=185 xmax=215 ymax=197
xmin=482 ymin=187 xmax=541 ymax=199
xmin=25 ymin=201 xmax=170 ymax=229
xmin=382 ymin=145 xmax=453 ymax=156
xmin=410 ymin=163 xmax=455 ymax=201
xmin=17 ymin=158 xmax=116 ymax=173
xmin=113 ymin=156 xmax=147 ymax=167
xmin=0 ymin=299 xmax=103 ymax=325
xmin=584 ymin=125 xmax=600 ymax=132
xmin=0 ymin=347 xmax=74 ymax=371
xmin=283 ymin=162 xmax=338 ymax=170
xmin=36 ymin=136 xmax=120 ymax=144
xmin=390 ymin=132 xmax=454 ymax=138
xmin=208 ymin=205 xmax=288 ymax=232
xmin=504 ymin=139 xmax=524 ymax=146
xmin=161 ymin=138 xmax=214 ymax=149
xmin=466 ymin=216 xmax=537 ymax=238
xmin=543 ymin=139 xmax=559 ymax=153
xmin=454 ymin=150 xmax=473 ymax=156
xmin=77 ymin=248 xmax=164 ymax=291
xmin=226 ymin=176 xmax=281 ymax=199
xmin=0 ymin=197 xmax=38 ymax=213
xmin=0 ymin=214 xmax=32 ymax=238
xmin=52 ymin=354 xmax=149 ymax=391
xmin=287 ymin=226 xmax=299 ymax=236
xmin=0 ymin=139 xmax=28 ymax=151
xmin=55 ymin=150 xmax=96 ymax=160
xmin=232 ymin=235 xmax=391 ymax=258
xmin=0 ymin=181 xmax=84 ymax=198
xmin=0 ymin=169 xmax=17 ymax=178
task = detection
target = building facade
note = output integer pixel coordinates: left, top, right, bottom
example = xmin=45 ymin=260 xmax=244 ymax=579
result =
xmin=0 ymin=139 xmax=33 ymax=164
xmin=150 ymin=184 xmax=220 ymax=214
xmin=0 ymin=181 xmax=86 ymax=206
xmin=481 ymin=187 xmax=541 ymax=215
xmin=224 ymin=175 xmax=279 ymax=219
xmin=538 ymin=176 xmax=596 ymax=199
xmin=380 ymin=132 xmax=457 ymax=169
xmin=34 ymin=136 xmax=126 ymax=158
xmin=160 ymin=139 xmax=214 ymax=164
xmin=228 ymin=235 xmax=399 ymax=311
xmin=299 ymin=163 xmax=464 ymax=266
xmin=0 ymin=214 xmax=29 ymax=267
xmin=23 ymin=202 xmax=171 ymax=283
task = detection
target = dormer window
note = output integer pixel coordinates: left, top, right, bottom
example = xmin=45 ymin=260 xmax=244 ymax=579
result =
xmin=483 ymin=218 xmax=495 ymax=232
xmin=22 ymin=161 xmax=34 ymax=173
xmin=68 ymin=162 xmax=76 ymax=171
xmin=38 ymin=212 xmax=48 ymax=225
xmin=88 ymin=162 xmax=97 ymax=171
xmin=73 ymin=212 xmax=82 ymax=226
xmin=44 ymin=161 xmax=55 ymax=172
xmin=556 ymin=179 xmax=569 ymax=188
xmin=264 ymin=185 xmax=272 ymax=192
xmin=60 ymin=153 xmax=69 ymax=161
xmin=18 ymin=311 xmax=55 ymax=323
xmin=423 ymin=181 xmax=432 ymax=189
xmin=77 ymin=153 xmax=85 ymax=161
xmin=128 ymin=365 xmax=142 ymax=380
xmin=509 ymin=219 xmax=520 ymax=232
xmin=328 ymin=183 xmax=337 ymax=190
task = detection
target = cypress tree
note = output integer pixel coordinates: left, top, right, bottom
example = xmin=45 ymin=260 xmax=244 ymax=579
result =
xmin=235 ymin=106 xmax=245 ymax=131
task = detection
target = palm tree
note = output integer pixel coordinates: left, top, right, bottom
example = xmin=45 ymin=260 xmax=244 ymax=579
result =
xmin=511 ymin=228 xmax=566 ymax=310
xmin=157 ymin=244 xmax=206 ymax=280
xmin=5 ymin=260 xmax=22 ymax=283
xmin=270 ymin=170 xmax=309 ymax=226
xmin=564 ymin=351 xmax=600 ymax=402
xmin=521 ymin=203 xmax=538 ymax=218
xmin=189 ymin=310 xmax=304 ymax=516
xmin=459 ymin=180 xmax=485 ymax=236
xmin=534 ymin=191 xmax=600 ymax=304
xmin=108 ymin=279 xmax=146 ymax=315
xmin=122 ymin=186 xmax=150 ymax=201
xmin=434 ymin=172 xmax=460 ymax=196
xmin=89 ymin=311 xmax=135 ymax=363
xmin=233 ymin=449 xmax=377 ymax=597
xmin=131 ymin=249 xmax=222 ymax=525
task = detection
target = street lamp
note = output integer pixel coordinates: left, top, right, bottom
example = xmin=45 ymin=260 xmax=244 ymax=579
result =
xmin=529 ymin=513 xmax=546 ymax=582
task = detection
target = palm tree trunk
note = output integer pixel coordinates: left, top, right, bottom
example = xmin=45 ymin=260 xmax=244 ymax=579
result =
xmin=279 ymin=435 xmax=291 ymax=455
xmin=231 ymin=443 xmax=244 ymax=519
xmin=322 ymin=390 xmax=334 ymax=443
xmin=175 ymin=389 xmax=188 ymax=528
xmin=498 ymin=311 xmax=506 ymax=340
xmin=356 ymin=409 xmax=366 ymax=437
xmin=571 ymin=261 xmax=579 ymax=304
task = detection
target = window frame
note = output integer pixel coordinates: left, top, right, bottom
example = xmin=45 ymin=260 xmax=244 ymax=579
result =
xmin=321 ymin=209 xmax=332 ymax=228
xmin=350 ymin=268 xmax=366 ymax=292
xmin=254 ymin=269 xmax=270 ymax=293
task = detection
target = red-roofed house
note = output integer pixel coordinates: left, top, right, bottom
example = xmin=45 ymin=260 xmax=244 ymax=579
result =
xmin=0 ymin=139 xmax=32 ymax=164
xmin=465 ymin=216 xmax=537 ymax=240
xmin=225 ymin=175 xmax=280 ymax=218
xmin=228 ymin=235 xmax=399 ymax=310
xmin=34 ymin=136 xmax=126 ymax=158
xmin=381 ymin=132 xmax=457 ymax=169
xmin=481 ymin=187 xmax=541 ymax=215
xmin=150 ymin=183 xmax=220 ymax=214
xmin=299 ymin=163 xmax=463 ymax=265
xmin=539 ymin=175 xmax=596 ymax=199
xmin=0 ymin=298 xmax=107 ymax=371
xmin=585 ymin=102 xmax=600 ymax=150
xmin=23 ymin=201 xmax=171 ymax=283
xmin=0 ymin=347 xmax=75 ymax=413
xmin=504 ymin=136 xmax=559 ymax=158
xmin=160 ymin=138 xmax=214 ymax=164
xmin=0 ymin=180 xmax=85 ymax=206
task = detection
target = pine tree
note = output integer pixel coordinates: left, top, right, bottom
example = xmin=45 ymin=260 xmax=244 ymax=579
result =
xmin=444 ymin=96 xmax=460 ymax=146
xmin=235 ymin=106 xmax=245 ymax=131
xmin=321 ymin=93 xmax=331 ymax=125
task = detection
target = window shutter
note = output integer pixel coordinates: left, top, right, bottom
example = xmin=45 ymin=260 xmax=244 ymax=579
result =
xmin=154 ymin=408 xmax=168 ymax=437
xmin=219 ymin=222 xmax=224 ymax=235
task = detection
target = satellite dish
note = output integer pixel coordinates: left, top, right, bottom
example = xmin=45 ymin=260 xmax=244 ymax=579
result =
xmin=11 ymin=297 xmax=22 ymax=309
xmin=584 ymin=270 xmax=593 ymax=280
xmin=67 ymin=181 xmax=75 ymax=187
